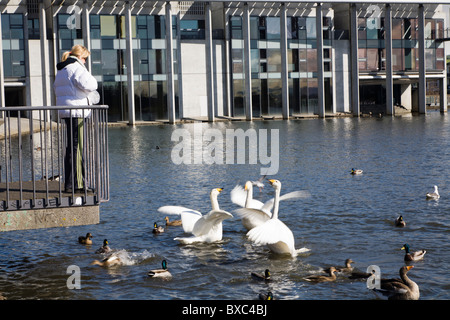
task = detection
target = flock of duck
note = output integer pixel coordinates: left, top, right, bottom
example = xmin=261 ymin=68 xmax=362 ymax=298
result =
xmin=76 ymin=171 xmax=438 ymax=300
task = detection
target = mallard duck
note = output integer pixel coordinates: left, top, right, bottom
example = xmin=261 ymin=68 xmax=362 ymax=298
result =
xmin=251 ymin=269 xmax=271 ymax=281
xmin=152 ymin=222 xmax=164 ymax=234
xmin=304 ymin=267 xmax=337 ymax=283
xmin=91 ymin=252 xmax=121 ymax=267
xmin=395 ymin=215 xmax=406 ymax=227
xmin=351 ymin=168 xmax=363 ymax=175
xmin=401 ymin=243 xmax=426 ymax=262
xmin=78 ymin=233 xmax=93 ymax=245
xmin=372 ymin=266 xmax=419 ymax=300
xmin=148 ymin=260 xmax=172 ymax=278
xmin=325 ymin=259 xmax=355 ymax=273
xmin=95 ymin=239 xmax=111 ymax=254
xmin=259 ymin=291 xmax=273 ymax=300
xmin=426 ymin=185 xmax=440 ymax=200
xmin=165 ymin=216 xmax=182 ymax=226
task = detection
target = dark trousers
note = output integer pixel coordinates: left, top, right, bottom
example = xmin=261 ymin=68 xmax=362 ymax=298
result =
xmin=64 ymin=118 xmax=85 ymax=191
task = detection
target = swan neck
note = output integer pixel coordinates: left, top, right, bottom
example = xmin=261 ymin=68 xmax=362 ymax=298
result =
xmin=211 ymin=192 xmax=220 ymax=211
xmin=272 ymin=186 xmax=280 ymax=219
xmin=400 ymin=269 xmax=414 ymax=288
xmin=245 ymin=186 xmax=253 ymax=207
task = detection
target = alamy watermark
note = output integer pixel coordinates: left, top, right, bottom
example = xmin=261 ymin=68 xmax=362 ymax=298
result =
xmin=66 ymin=5 xmax=82 ymax=30
xmin=171 ymin=124 xmax=279 ymax=175
xmin=66 ymin=265 xmax=81 ymax=289
xmin=366 ymin=5 xmax=382 ymax=30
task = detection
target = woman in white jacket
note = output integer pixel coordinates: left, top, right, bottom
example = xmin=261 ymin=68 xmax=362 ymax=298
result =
xmin=54 ymin=45 xmax=99 ymax=193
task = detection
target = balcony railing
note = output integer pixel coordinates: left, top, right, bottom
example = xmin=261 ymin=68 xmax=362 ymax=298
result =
xmin=0 ymin=105 xmax=109 ymax=211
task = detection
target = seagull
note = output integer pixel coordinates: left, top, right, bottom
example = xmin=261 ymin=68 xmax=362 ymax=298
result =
xmin=426 ymin=185 xmax=440 ymax=200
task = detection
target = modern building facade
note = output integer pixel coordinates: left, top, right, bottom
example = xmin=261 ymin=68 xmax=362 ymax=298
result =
xmin=0 ymin=0 xmax=448 ymax=124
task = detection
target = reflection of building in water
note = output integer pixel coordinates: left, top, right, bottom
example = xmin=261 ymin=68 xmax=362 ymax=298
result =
xmin=0 ymin=1 xmax=448 ymax=123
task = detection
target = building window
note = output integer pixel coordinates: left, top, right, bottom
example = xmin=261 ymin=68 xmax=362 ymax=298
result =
xmin=1 ymin=14 xmax=26 ymax=78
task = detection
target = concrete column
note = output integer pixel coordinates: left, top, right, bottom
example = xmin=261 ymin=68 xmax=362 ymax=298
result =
xmin=316 ymin=3 xmax=325 ymax=118
xmin=224 ymin=8 xmax=232 ymax=117
xmin=280 ymin=3 xmax=289 ymax=119
xmin=125 ymin=1 xmax=135 ymax=125
xmin=418 ymin=4 xmax=426 ymax=114
xmin=385 ymin=4 xmax=393 ymax=115
xmin=243 ymin=2 xmax=252 ymax=121
xmin=82 ymin=1 xmax=92 ymax=72
xmin=205 ymin=3 xmax=215 ymax=122
xmin=350 ymin=4 xmax=360 ymax=116
xmin=440 ymin=77 xmax=447 ymax=112
xmin=0 ymin=13 xmax=5 ymax=109
xmin=165 ymin=2 xmax=176 ymax=124
xmin=176 ymin=11 xmax=184 ymax=119
xmin=39 ymin=2 xmax=50 ymax=106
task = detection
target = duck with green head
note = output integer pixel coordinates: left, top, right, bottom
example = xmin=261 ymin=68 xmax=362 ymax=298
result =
xmin=401 ymin=243 xmax=426 ymax=262
xmin=251 ymin=269 xmax=271 ymax=281
xmin=148 ymin=260 xmax=172 ymax=279
xmin=152 ymin=222 xmax=164 ymax=234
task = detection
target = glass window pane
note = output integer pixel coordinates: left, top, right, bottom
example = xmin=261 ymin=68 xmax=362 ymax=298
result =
xmin=266 ymin=17 xmax=280 ymax=40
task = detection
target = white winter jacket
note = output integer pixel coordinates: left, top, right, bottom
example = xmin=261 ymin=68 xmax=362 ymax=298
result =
xmin=54 ymin=56 xmax=100 ymax=118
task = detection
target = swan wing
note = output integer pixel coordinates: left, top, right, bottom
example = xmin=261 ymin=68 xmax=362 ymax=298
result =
xmin=158 ymin=205 xmax=200 ymax=216
xmin=260 ymin=190 xmax=311 ymax=212
xmin=230 ymin=185 xmax=246 ymax=207
xmin=192 ymin=210 xmax=233 ymax=236
xmin=246 ymin=219 xmax=295 ymax=252
xmin=234 ymin=208 xmax=271 ymax=229
xmin=180 ymin=210 xmax=203 ymax=233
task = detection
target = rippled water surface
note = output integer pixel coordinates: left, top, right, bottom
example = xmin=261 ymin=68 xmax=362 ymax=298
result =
xmin=1 ymin=113 xmax=449 ymax=300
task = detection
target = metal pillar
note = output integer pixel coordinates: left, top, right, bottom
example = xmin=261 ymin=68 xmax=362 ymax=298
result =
xmin=350 ymin=4 xmax=360 ymax=116
xmin=418 ymin=4 xmax=426 ymax=114
xmin=316 ymin=3 xmax=325 ymax=118
xmin=280 ymin=3 xmax=289 ymax=119
xmin=385 ymin=4 xmax=393 ymax=115
xmin=165 ymin=2 xmax=176 ymax=124
xmin=205 ymin=3 xmax=215 ymax=122
xmin=125 ymin=1 xmax=135 ymax=125
xmin=243 ymin=3 xmax=252 ymax=121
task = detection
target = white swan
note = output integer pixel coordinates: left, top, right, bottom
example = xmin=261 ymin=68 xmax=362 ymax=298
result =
xmin=235 ymin=179 xmax=309 ymax=257
xmin=426 ymin=185 xmax=440 ymax=200
xmin=158 ymin=188 xmax=233 ymax=244
xmin=231 ymin=180 xmax=310 ymax=231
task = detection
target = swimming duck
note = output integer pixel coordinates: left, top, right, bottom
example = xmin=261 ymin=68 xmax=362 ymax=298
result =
xmin=91 ymin=252 xmax=121 ymax=267
xmin=251 ymin=269 xmax=271 ymax=281
xmin=304 ymin=267 xmax=337 ymax=283
xmin=395 ymin=215 xmax=406 ymax=227
xmin=165 ymin=216 xmax=182 ymax=227
xmin=401 ymin=243 xmax=426 ymax=262
xmin=351 ymin=168 xmax=363 ymax=175
xmin=258 ymin=291 xmax=273 ymax=300
xmin=426 ymin=185 xmax=440 ymax=200
xmin=78 ymin=233 xmax=93 ymax=245
xmin=152 ymin=222 xmax=164 ymax=234
xmin=372 ymin=266 xmax=419 ymax=300
xmin=148 ymin=260 xmax=172 ymax=279
xmin=95 ymin=239 xmax=111 ymax=254
xmin=325 ymin=259 xmax=355 ymax=273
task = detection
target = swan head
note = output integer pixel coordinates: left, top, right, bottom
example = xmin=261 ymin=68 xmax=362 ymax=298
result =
xmin=211 ymin=188 xmax=223 ymax=197
xmin=268 ymin=179 xmax=281 ymax=189
xmin=401 ymin=243 xmax=410 ymax=253
xmin=244 ymin=181 xmax=253 ymax=191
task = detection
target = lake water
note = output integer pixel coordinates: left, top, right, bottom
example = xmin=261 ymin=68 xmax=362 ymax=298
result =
xmin=0 ymin=112 xmax=449 ymax=301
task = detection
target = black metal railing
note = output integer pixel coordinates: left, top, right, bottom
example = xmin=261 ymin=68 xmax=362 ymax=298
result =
xmin=0 ymin=105 xmax=109 ymax=211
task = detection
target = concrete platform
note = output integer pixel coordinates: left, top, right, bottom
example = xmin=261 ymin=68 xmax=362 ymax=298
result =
xmin=0 ymin=180 xmax=99 ymax=232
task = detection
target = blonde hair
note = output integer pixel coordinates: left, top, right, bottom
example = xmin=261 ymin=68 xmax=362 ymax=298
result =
xmin=61 ymin=44 xmax=90 ymax=62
